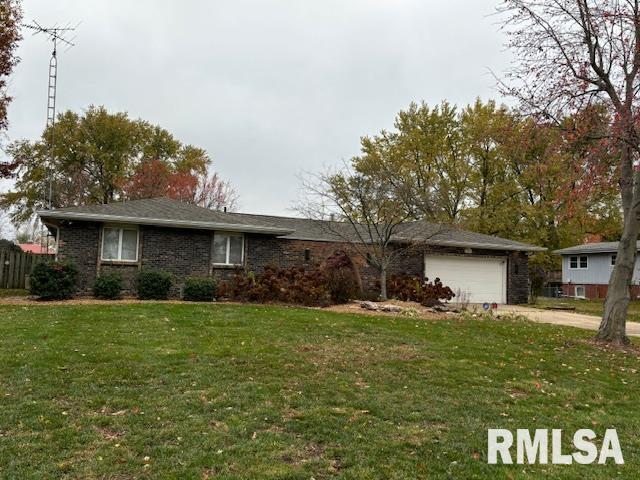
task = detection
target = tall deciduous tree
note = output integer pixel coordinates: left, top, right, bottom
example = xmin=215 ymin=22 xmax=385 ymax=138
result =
xmin=1 ymin=106 xmax=238 ymax=223
xmin=351 ymin=99 xmax=619 ymax=269
xmin=354 ymin=101 xmax=472 ymax=223
xmin=460 ymin=99 xmax=522 ymax=235
xmin=0 ymin=0 xmax=21 ymax=178
xmin=498 ymin=0 xmax=640 ymax=345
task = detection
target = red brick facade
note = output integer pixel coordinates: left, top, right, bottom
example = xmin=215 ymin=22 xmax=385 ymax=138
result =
xmin=562 ymin=283 xmax=640 ymax=300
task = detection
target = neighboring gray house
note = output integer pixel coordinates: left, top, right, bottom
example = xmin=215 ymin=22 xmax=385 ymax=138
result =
xmin=38 ymin=197 xmax=544 ymax=304
xmin=555 ymin=242 xmax=640 ymax=299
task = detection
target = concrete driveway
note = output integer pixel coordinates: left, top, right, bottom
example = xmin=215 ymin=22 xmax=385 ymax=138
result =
xmin=499 ymin=305 xmax=640 ymax=337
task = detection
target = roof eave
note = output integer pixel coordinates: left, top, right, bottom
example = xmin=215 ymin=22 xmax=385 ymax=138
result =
xmin=392 ymin=237 xmax=546 ymax=252
xmin=36 ymin=210 xmax=295 ymax=235
xmin=554 ymin=248 xmax=620 ymax=255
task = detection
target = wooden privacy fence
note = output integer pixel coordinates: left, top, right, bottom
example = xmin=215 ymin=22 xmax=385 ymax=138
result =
xmin=0 ymin=250 xmax=37 ymax=289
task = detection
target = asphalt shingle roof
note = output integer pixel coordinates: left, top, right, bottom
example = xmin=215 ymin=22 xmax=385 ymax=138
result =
xmin=38 ymin=197 xmax=544 ymax=252
xmin=554 ymin=242 xmax=630 ymax=255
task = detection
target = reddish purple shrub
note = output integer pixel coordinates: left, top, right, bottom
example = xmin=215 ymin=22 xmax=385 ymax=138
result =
xmin=324 ymin=250 xmax=359 ymax=304
xmin=384 ymin=274 xmax=455 ymax=306
xmin=218 ymin=265 xmax=331 ymax=307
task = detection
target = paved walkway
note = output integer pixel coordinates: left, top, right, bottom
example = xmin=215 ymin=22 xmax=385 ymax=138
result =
xmin=499 ymin=305 xmax=640 ymax=337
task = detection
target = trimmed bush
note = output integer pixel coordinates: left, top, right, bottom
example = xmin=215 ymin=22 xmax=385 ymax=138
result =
xmin=183 ymin=277 xmax=216 ymax=302
xmin=30 ymin=261 xmax=79 ymax=300
xmin=92 ymin=273 xmax=123 ymax=300
xmin=137 ymin=269 xmax=174 ymax=300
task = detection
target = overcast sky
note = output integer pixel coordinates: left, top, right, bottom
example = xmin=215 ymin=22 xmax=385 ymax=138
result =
xmin=1 ymin=0 xmax=511 ymax=221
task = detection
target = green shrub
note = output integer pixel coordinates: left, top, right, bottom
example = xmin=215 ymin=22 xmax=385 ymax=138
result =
xmin=183 ymin=277 xmax=216 ymax=302
xmin=92 ymin=273 xmax=123 ymax=300
xmin=137 ymin=269 xmax=174 ymax=300
xmin=30 ymin=261 xmax=79 ymax=300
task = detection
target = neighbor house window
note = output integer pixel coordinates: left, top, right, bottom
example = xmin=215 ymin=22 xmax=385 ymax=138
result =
xmin=575 ymin=285 xmax=586 ymax=299
xmin=611 ymin=254 xmax=617 ymax=266
xmin=213 ymin=232 xmax=244 ymax=265
xmin=569 ymin=255 xmax=588 ymax=269
xmin=102 ymin=226 xmax=139 ymax=262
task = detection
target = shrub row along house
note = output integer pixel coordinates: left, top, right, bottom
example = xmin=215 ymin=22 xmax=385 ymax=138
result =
xmin=38 ymin=197 xmax=543 ymax=303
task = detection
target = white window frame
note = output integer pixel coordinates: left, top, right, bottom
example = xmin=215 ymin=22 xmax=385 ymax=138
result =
xmin=101 ymin=225 xmax=139 ymax=262
xmin=569 ymin=255 xmax=588 ymax=270
xmin=575 ymin=285 xmax=586 ymax=299
xmin=611 ymin=254 xmax=617 ymax=266
xmin=212 ymin=232 xmax=244 ymax=266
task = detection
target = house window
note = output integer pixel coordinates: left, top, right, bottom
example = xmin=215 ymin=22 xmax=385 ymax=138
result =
xmin=575 ymin=285 xmax=586 ymax=299
xmin=569 ymin=255 xmax=588 ymax=269
xmin=213 ymin=232 xmax=244 ymax=265
xmin=304 ymin=248 xmax=311 ymax=261
xmin=611 ymin=254 xmax=617 ymax=266
xmin=102 ymin=226 xmax=139 ymax=262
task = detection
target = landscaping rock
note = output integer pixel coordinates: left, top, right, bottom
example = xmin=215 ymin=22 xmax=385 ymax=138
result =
xmin=360 ymin=301 xmax=379 ymax=311
xmin=359 ymin=301 xmax=404 ymax=313
xmin=380 ymin=304 xmax=403 ymax=313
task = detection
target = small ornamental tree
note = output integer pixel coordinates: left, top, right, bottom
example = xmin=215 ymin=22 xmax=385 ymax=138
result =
xmin=299 ymin=165 xmax=445 ymax=300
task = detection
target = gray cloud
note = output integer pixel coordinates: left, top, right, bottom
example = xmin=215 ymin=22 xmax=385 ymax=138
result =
xmin=2 ymin=0 xmax=510 ymax=218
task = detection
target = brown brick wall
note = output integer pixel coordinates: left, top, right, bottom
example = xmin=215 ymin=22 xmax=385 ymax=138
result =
xmin=507 ymin=251 xmax=530 ymax=304
xmin=141 ymin=226 xmax=211 ymax=296
xmin=55 ymin=221 xmax=530 ymax=303
xmin=98 ymin=264 xmax=140 ymax=295
xmin=56 ymin=221 xmax=100 ymax=292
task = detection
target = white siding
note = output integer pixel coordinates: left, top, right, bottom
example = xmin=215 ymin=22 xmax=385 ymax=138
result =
xmin=561 ymin=253 xmax=640 ymax=285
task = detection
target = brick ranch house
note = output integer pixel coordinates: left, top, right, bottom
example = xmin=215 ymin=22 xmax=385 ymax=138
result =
xmin=556 ymin=241 xmax=640 ymax=300
xmin=38 ymin=197 xmax=544 ymax=303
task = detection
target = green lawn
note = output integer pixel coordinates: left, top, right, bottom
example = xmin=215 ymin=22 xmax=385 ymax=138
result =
xmin=533 ymin=297 xmax=640 ymax=323
xmin=0 ymin=288 xmax=28 ymax=297
xmin=0 ymin=303 xmax=638 ymax=479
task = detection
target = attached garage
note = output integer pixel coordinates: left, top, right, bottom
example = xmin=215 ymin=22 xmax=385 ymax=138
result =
xmin=38 ymin=197 xmax=544 ymax=304
xmin=424 ymin=255 xmax=507 ymax=304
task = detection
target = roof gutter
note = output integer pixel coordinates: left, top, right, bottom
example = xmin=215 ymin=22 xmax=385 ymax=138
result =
xmin=392 ymin=237 xmax=546 ymax=252
xmin=37 ymin=211 xmax=295 ymax=235
xmin=426 ymin=239 xmax=545 ymax=252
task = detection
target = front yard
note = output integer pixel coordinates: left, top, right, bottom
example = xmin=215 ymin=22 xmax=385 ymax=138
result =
xmin=533 ymin=297 xmax=640 ymax=323
xmin=0 ymin=303 xmax=639 ymax=478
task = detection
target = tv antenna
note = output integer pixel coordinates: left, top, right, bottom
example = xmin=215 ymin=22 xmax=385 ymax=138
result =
xmin=23 ymin=20 xmax=78 ymax=208
xmin=22 ymin=20 xmax=78 ymax=251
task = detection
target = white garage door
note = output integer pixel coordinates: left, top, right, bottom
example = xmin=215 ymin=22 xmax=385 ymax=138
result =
xmin=424 ymin=255 xmax=507 ymax=304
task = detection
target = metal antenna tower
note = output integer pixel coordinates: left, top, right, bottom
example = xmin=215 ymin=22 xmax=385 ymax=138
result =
xmin=23 ymin=21 xmax=77 ymax=209
xmin=22 ymin=21 xmax=77 ymax=250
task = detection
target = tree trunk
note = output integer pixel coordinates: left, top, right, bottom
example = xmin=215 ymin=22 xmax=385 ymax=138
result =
xmin=379 ymin=266 xmax=388 ymax=301
xmin=598 ymin=142 xmax=638 ymax=345
xmin=598 ymin=210 xmax=639 ymax=345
